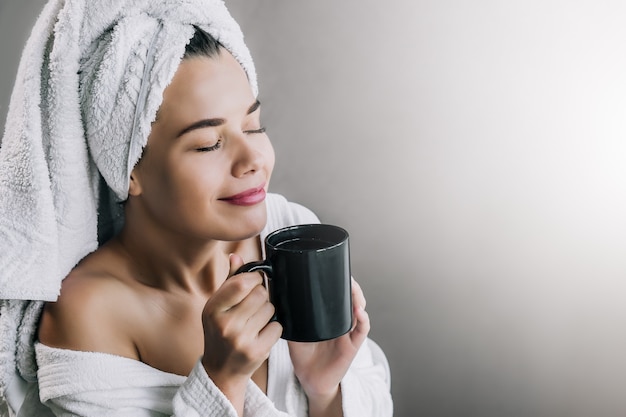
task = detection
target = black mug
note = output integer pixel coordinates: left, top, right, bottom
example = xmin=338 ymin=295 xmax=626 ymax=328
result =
xmin=236 ymin=223 xmax=352 ymax=342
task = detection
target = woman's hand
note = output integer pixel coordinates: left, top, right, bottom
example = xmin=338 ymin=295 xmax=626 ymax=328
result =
xmin=288 ymin=278 xmax=370 ymax=416
xmin=200 ymin=254 xmax=282 ymax=415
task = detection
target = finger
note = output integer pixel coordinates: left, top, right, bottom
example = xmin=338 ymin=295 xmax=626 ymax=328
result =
xmin=228 ymin=253 xmax=245 ymax=277
xmin=228 ymin=253 xmax=267 ymax=288
xmin=258 ymin=320 xmax=283 ymax=346
xmin=244 ymin=295 xmax=277 ymax=329
xmin=350 ymin=304 xmax=370 ymax=347
xmin=351 ymin=277 xmax=366 ymax=310
xmin=231 ymin=283 xmax=271 ymax=325
xmin=210 ymin=284 xmax=271 ymax=342
xmin=207 ymin=272 xmax=264 ymax=314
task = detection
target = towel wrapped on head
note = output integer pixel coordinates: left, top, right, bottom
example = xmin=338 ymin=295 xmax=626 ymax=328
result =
xmin=0 ymin=0 xmax=257 ymax=405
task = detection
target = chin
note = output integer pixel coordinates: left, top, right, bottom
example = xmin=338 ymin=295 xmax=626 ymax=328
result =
xmin=229 ymin=207 xmax=268 ymax=241
xmin=242 ymin=217 xmax=267 ymax=239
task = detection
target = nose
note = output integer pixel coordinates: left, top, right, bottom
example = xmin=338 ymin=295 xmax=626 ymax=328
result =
xmin=230 ymin=132 xmax=265 ymax=178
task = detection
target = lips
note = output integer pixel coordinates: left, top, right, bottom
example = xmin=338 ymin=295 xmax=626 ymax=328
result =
xmin=220 ymin=184 xmax=266 ymax=206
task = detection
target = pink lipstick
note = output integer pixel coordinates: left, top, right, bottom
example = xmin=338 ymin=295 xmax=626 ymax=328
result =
xmin=220 ymin=184 xmax=266 ymax=206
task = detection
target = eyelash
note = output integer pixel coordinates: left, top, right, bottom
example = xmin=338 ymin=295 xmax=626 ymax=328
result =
xmin=196 ymin=127 xmax=266 ymax=152
xmin=197 ymin=139 xmax=222 ymax=152
xmin=245 ymin=127 xmax=266 ymax=134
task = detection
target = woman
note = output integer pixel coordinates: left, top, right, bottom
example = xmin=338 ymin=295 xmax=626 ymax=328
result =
xmin=0 ymin=2 xmax=392 ymax=416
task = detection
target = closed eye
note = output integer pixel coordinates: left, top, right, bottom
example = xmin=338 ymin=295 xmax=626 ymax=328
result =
xmin=244 ymin=127 xmax=266 ymax=134
xmin=196 ymin=138 xmax=222 ymax=152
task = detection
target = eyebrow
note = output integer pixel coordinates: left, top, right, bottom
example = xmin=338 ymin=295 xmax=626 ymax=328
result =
xmin=176 ymin=99 xmax=261 ymax=138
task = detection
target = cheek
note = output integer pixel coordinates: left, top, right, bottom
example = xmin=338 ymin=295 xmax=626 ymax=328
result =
xmin=140 ymin=155 xmax=212 ymax=214
xmin=140 ymin=168 xmax=181 ymax=219
xmin=165 ymin=158 xmax=221 ymax=205
xmin=262 ymin=139 xmax=276 ymax=174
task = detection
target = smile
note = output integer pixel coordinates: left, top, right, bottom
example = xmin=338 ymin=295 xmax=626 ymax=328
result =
xmin=219 ymin=184 xmax=267 ymax=206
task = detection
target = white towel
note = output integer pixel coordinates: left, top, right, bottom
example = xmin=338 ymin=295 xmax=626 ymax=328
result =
xmin=0 ymin=0 xmax=257 ymax=405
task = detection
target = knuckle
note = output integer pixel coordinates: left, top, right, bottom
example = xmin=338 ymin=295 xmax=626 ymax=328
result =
xmin=230 ymin=335 xmax=247 ymax=352
xmin=233 ymin=340 xmax=260 ymax=362
xmin=230 ymin=276 xmax=248 ymax=292
xmin=217 ymin=317 xmax=239 ymax=340
xmin=250 ymin=284 xmax=268 ymax=302
xmin=262 ymin=300 xmax=276 ymax=316
xmin=360 ymin=312 xmax=371 ymax=329
xmin=267 ymin=321 xmax=283 ymax=338
xmin=255 ymin=302 xmax=274 ymax=323
xmin=232 ymin=273 xmax=262 ymax=293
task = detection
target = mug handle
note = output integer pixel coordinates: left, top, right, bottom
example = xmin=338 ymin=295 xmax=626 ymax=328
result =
xmin=233 ymin=261 xmax=277 ymax=322
xmin=234 ymin=260 xmax=272 ymax=277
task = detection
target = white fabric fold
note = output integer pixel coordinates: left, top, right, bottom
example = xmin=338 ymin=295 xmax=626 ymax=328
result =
xmin=34 ymin=340 xmax=293 ymax=417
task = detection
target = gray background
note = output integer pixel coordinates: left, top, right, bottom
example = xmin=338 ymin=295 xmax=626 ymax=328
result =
xmin=3 ymin=1 xmax=626 ymax=416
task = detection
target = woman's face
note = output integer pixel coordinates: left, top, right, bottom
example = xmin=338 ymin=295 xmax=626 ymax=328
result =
xmin=130 ymin=50 xmax=275 ymax=242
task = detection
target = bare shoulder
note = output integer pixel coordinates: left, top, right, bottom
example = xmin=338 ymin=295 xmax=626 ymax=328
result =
xmin=38 ymin=245 xmax=142 ymax=359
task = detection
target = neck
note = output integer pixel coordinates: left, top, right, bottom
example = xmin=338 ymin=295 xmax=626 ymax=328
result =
xmin=113 ymin=217 xmax=249 ymax=297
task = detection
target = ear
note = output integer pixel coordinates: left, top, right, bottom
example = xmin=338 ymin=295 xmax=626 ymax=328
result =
xmin=128 ymin=169 xmax=142 ymax=197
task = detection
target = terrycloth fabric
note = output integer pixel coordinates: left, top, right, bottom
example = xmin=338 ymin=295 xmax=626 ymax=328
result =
xmin=34 ymin=338 xmax=391 ymax=417
xmin=0 ymin=0 xmax=256 ymax=405
xmin=0 ymin=0 xmax=257 ymax=301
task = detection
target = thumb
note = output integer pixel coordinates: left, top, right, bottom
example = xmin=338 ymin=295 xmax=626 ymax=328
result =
xmin=228 ymin=253 xmax=245 ymax=277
